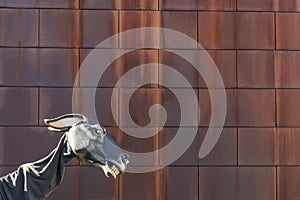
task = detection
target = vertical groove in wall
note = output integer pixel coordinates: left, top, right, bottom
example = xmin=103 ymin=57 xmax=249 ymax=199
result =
xmin=274 ymin=12 xmax=277 ymax=51
xmin=196 ymin=10 xmax=199 ymax=50
xmin=74 ymin=9 xmax=81 ymax=49
xmin=37 ymin=87 xmax=40 ymax=126
xmin=274 ymin=8 xmax=278 ymax=200
xmin=198 ymin=166 xmax=200 ymax=200
xmin=118 ymin=10 xmax=120 ymax=48
xmin=235 ymin=0 xmax=239 ymax=167
xmin=117 ymin=86 xmax=121 ymax=200
xmin=276 ymin=166 xmax=278 ymax=200
xmin=118 ymin=176 xmax=120 ymax=200
xmin=75 ymin=166 xmax=80 ymax=200
xmin=38 ymin=9 xmax=40 ymax=47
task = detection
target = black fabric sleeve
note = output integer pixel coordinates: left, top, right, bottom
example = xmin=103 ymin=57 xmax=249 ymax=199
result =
xmin=0 ymin=134 xmax=75 ymax=200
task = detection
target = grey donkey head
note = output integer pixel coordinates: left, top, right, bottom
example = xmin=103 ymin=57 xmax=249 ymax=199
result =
xmin=44 ymin=113 xmax=129 ymax=179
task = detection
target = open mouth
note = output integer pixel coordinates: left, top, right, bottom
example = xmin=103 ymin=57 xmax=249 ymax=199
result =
xmin=108 ymin=163 xmax=120 ymax=178
xmin=94 ymin=161 xmax=121 ymax=179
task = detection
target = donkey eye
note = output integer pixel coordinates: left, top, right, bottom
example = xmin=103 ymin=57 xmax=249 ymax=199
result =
xmin=96 ymin=127 xmax=106 ymax=136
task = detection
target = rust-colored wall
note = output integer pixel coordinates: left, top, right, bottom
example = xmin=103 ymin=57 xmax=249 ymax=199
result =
xmin=0 ymin=0 xmax=299 ymax=199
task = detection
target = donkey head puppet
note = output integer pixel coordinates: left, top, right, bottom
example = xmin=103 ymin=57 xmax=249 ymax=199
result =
xmin=44 ymin=113 xmax=129 ymax=178
xmin=0 ymin=114 xmax=129 ymax=200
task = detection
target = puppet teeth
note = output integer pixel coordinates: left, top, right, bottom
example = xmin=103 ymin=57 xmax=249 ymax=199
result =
xmin=111 ymin=165 xmax=120 ymax=176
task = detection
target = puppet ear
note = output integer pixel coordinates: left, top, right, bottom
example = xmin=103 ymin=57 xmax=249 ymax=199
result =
xmin=44 ymin=113 xmax=87 ymax=132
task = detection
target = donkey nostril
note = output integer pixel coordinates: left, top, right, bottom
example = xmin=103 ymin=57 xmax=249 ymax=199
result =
xmin=121 ymin=154 xmax=130 ymax=165
xmin=122 ymin=154 xmax=127 ymax=159
xmin=125 ymin=159 xmax=130 ymax=165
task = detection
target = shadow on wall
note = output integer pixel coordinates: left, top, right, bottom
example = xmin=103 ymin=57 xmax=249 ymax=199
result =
xmin=0 ymin=49 xmax=74 ymax=172
xmin=0 ymin=50 xmax=37 ymax=125
xmin=0 ymin=48 xmax=75 ymax=125
xmin=38 ymin=49 xmax=77 ymax=122
xmin=0 ymin=127 xmax=62 ymax=167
